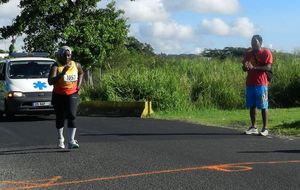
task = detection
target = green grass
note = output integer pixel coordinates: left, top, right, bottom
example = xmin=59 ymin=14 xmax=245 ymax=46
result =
xmin=152 ymin=108 xmax=300 ymax=137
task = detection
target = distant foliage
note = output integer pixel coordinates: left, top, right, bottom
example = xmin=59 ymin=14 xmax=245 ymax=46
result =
xmin=126 ymin=37 xmax=155 ymax=55
xmin=81 ymin=55 xmax=190 ymax=110
xmin=202 ymin=47 xmax=246 ymax=59
xmin=81 ymin=51 xmax=300 ymax=111
xmin=81 ymin=53 xmax=244 ymax=110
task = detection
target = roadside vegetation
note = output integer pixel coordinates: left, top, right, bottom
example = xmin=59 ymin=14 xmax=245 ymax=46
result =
xmin=153 ymin=108 xmax=300 ymax=137
xmin=80 ymin=50 xmax=300 ymax=109
xmin=80 ymin=50 xmax=300 ymax=137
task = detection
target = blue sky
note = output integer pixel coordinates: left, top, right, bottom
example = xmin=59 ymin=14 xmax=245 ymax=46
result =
xmin=1 ymin=0 xmax=300 ymax=54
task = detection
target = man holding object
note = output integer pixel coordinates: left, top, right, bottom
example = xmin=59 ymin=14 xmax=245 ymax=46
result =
xmin=242 ymin=35 xmax=273 ymax=136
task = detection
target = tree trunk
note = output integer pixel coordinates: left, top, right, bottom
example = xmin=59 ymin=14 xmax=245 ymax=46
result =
xmin=84 ymin=68 xmax=93 ymax=87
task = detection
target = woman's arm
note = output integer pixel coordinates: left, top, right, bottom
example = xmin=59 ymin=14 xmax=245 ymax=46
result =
xmin=76 ymin=63 xmax=84 ymax=90
xmin=48 ymin=64 xmax=65 ymax=85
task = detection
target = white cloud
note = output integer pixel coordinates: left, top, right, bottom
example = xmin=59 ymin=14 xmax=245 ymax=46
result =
xmin=151 ymin=21 xmax=194 ymax=40
xmin=0 ymin=0 xmax=21 ymax=51
xmin=165 ymin=0 xmax=240 ymax=15
xmin=118 ymin=0 xmax=244 ymax=53
xmin=119 ymin=0 xmax=169 ymax=22
xmin=202 ymin=18 xmax=231 ymax=36
xmin=231 ymin=17 xmax=257 ymax=38
xmin=136 ymin=21 xmax=196 ymax=53
xmin=0 ymin=0 xmax=20 ymax=26
xmin=153 ymin=40 xmax=182 ymax=54
xmin=193 ymin=47 xmax=204 ymax=54
xmin=202 ymin=17 xmax=257 ymax=38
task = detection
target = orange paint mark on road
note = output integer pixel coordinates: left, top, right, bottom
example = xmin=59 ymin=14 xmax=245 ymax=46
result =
xmin=1 ymin=160 xmax=299 ymax=190
xmin=0 ymin=176 xmax=63 ymax=190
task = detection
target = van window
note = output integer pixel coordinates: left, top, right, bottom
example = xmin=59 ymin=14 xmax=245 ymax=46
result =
xmin=8 ymin=61 xmax=54 ymax=79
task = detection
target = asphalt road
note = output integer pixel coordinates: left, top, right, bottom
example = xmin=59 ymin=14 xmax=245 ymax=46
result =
xmin=0 ymin=116 xmax=299 ymax=190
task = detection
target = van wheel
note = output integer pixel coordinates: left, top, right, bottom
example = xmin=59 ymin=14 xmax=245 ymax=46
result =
xmin=4 ymin=101 xmax=14 ymax=119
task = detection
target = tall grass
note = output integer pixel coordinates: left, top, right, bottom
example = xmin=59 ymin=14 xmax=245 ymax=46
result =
xmin=80 ymin=52 xmax=300 ymax=111
xmin=269 ymin=53 xmax=300 ymax=107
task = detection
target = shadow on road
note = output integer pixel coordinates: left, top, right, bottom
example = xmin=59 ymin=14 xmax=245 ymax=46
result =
xmin=0 ymin=147 xmax=70 ymax=155
xmin=0 ymin=115 xmax=55 ymax=122
xmin=80 ymin=132 xmax=244 ymax=137
xmin=238 ymin=150 xmax=300 ymax=154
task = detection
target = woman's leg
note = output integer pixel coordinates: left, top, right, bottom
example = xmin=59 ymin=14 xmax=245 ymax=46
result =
xmin=66 ymin=93 xmax=79 ymax=148
xmin=52 ymin=93 xmax=66 ymax=148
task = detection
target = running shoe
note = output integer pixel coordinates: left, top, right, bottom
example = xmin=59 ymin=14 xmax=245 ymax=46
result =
xmin=245 ymin=127 xmax=259 ymax=135
xmin=260 ymin=129 xmax=269 ymax=136
xmin=58 ymin=138 xmax=65 ymax=149
xmin=68 ymin=140 xmax=79 ymax=149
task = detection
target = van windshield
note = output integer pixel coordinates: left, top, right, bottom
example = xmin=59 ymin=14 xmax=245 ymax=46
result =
xmin=8 ymin=61 xmax=54 ymax=79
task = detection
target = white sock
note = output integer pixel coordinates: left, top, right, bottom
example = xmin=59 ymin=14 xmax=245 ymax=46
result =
xmin=68 ymin=128 xmax=77 ymax=143
xmin=57 ymin=128 xmax=64 ymax=140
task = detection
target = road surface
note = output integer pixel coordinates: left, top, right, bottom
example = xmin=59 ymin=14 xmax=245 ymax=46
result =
xmin=0 ymin=116 xmax=299 ymax=190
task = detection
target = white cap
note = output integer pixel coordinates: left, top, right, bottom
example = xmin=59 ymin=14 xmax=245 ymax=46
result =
xmin=57 ymin=46 xmax=72 ymax=58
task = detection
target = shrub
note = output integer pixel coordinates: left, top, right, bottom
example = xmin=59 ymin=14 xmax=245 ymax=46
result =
xmin=81 ymin=52 xmax=300 ymax=111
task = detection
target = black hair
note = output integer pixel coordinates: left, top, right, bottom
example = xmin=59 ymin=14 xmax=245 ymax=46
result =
xmin=252 ymin=35 xmax=263 ymax=44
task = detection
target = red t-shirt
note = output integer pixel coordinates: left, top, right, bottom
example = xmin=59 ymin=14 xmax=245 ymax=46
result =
xmin=243 ymin=48 xmax=273 ymax=86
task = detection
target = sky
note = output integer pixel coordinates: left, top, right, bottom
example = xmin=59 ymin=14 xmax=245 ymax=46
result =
xmin=1 ymin=0 xmax=300 ymax=54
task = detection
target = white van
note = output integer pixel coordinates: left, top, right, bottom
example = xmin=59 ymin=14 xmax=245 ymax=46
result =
xmin=0 ymin=53 xmax=55 ymax=117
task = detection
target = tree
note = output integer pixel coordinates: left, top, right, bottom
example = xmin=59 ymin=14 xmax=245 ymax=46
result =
xmin=64 ymin=1 xmax=129 ymax=69
xmin=126 ymin=36 xmax=154 ymax=55
xmin=0 ymin=0 xmax=129 ymax=69
xmin=202 ymin=47 xmax=246 ymax=59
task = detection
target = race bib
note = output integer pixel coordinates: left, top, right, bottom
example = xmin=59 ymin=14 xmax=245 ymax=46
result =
xmin=64 ymin=74 xmax=78 ymax=82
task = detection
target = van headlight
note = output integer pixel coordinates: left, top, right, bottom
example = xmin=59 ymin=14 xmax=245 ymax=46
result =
xmin=8 ymin=91 xmax=24 ymax=97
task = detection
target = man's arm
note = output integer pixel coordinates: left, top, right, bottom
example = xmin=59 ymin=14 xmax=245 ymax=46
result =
xmin=252 ymin=64 xmax=272 ymax=71
xmin=253 ymin=49 xmax=273 ymax=71
xmin=242 ymin=61 xmax=251 ymax=72
xmin=242 ymin=49 xmax=252 ymax=72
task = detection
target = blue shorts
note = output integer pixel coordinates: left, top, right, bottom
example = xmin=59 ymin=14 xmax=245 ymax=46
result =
xmin=246 ymin=86 xmax=268 ymax=109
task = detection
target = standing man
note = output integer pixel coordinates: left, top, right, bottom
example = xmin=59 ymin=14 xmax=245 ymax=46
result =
xmin=242 ymin=35 xmax=273 ymax=136
xmin=48 ymin=46 xmax=84 ymax=149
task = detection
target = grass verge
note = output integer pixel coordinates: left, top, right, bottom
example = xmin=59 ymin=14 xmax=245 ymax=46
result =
xmin=152 ymin=108 xmax=300 ymax=138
